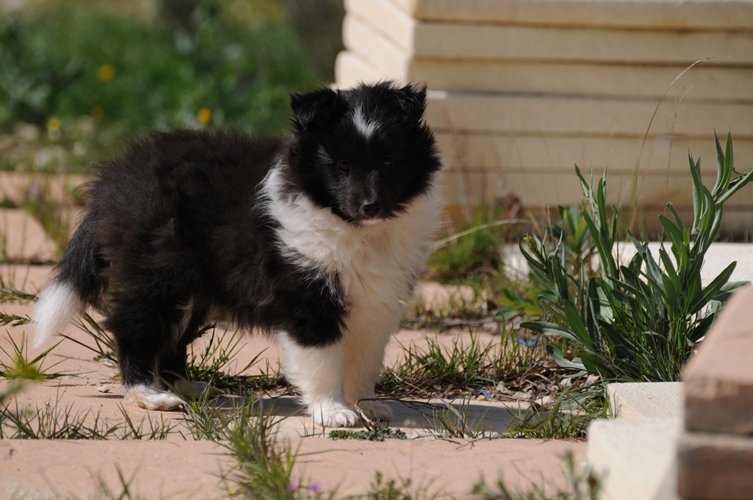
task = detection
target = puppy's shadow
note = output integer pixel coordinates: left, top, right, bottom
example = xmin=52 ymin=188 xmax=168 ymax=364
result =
xmin=203 ymin=394 xmax=524 ymax=434
xmin=203 ymin=393 xmax=306 ymax=416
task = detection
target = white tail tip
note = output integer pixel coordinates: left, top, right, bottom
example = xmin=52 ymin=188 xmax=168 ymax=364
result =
xmin=32 ymin=282 xmax=81 ymax=348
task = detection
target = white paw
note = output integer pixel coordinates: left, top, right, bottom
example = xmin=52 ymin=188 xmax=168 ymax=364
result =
xmin=357 ymin=400 xmax=393 ymax=422
xmin=124 ymin=385 xmax=184 ymax=411
xmin=173 ymin=379 xmax=223 ymax=398
xmin=309 ymin=402 xmax=359 ymax=427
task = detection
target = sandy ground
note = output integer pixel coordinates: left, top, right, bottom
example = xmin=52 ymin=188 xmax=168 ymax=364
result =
xmin=0 ymin=264 xmax=586 ymax=499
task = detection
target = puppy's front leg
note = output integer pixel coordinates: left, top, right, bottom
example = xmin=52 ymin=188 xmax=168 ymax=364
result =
xmin=342 ymin=307 xmax=397 ymax=423
xmin=277 ymin=332 xmax=358 ymax=427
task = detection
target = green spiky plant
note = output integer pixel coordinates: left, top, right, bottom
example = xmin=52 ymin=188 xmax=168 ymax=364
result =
xmin=521 ymin=132 xmax=753 ymax=381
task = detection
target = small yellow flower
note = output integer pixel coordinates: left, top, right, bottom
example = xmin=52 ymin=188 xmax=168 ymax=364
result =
xmin=197 ymin=107 xmax=212 ymax=125
xmin=97 ymin=64 xmax=116 ymax=82
xmin=47 ymin=118 xmax=61 ymax=133
xmin=91 ymin=106 xmax=105 ymax=120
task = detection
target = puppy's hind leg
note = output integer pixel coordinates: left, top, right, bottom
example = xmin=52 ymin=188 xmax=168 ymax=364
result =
xmin=158 ymin=304 xmax=222 ymax=399
xmin=277 ymin=332 xmax=358 ymax=428
xmin=107 ymin=295 xmax=186 ymax=411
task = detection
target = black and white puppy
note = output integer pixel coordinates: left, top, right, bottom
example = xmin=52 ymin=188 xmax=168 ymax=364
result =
xmin=32 ymin=82 xmax=443 ymax=427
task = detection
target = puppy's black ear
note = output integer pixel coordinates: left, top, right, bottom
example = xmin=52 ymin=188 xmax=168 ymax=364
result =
xmin=394 ymin=84 xmax=427 ymax=123
xmin=290 ymin=88 xmax=342 ymax=133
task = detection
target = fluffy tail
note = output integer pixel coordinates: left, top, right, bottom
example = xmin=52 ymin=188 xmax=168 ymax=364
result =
xmin=33 ymin=214 xmax=105 ymax=348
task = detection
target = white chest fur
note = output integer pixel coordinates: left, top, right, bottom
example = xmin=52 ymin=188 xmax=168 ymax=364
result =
xmin=260 ymin=167 xmax=441 ymax=313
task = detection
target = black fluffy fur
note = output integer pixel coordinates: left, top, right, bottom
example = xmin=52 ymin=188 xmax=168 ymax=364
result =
xmin=49 ymin=82 xmax=441 ymax=391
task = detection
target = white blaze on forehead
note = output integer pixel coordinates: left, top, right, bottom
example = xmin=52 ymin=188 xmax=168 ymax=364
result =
xmin=352 ymin=107 xmax=378 ymax=140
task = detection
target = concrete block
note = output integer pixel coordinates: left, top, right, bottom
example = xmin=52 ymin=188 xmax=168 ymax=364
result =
xmin=424 ymin=91 xmax=753 ymax=137
xmin=388 ymin=0 xmax=753 ymax=30
xmin=345 ymin=7 xmax=753 ymax=64
xmin=608 ymin=382 xmax=683 ymax=419
xmin=588 ymin=417 xmax=681 ymax=500
xmin=683 ymin=286 xmax=753 ymax=435
xmin=677 ymin=432 xmax=753 ymax=500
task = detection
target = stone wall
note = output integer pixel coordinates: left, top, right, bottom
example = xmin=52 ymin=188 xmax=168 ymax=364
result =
xmin=335 ymin=0 xmax=753 ymax=233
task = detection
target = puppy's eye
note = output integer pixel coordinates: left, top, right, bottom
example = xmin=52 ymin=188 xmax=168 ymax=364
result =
xmin=382 ymin=156 xmax=394 ymax=168
xmin=337 ymin=160 xmax=351 ymax=172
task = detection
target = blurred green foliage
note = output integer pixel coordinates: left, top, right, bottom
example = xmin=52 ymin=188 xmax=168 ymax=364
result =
xmin=0 ymin=0 xmax=320 ymax=142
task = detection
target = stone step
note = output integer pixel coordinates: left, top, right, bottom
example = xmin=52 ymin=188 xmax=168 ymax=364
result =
xmin=430 ymin=132 xmax=753 ymax=175
xmin=336 ymin=49 xmax=753 ymax=100
xmin=344 ymin=5 xmax=753 ymax=64
xmin=424 ymin=91 xmax=753 ymax=138
xmin=387 ymin=0 xmax=753 ymax=30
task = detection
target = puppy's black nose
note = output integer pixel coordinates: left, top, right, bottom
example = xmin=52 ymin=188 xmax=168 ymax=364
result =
xmin=360 ymin=201 xmax=381 ymax=218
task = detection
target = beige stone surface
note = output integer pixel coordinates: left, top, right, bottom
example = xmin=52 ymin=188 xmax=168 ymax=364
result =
xmin=432 ymin=133 xmax=753 ymax=174
xmin=412 ymin=60 xmax=752 ymax=101
xmin=0 ymin=440 xmax=232 ymax=499
xmin=0 ymin=172 xmax=88 ymax=205
xmin=0 ymin=271 xmax=586 ymax=498
xmin=345 ymin=9 xmax=753 ymax=64
xmin=345 ymin=0 xmax=415 ymax=52
xmin=0 ymin=263 xmax=51 ymax=292
xmin=608 ymin=382 xmax=683 ymax=420
xmin=0 ymin=209 xmax=58 ymax=262
xmin=337 ymin=46 xmax=753 ymax=100
xmin=438 ymin=167 xmax=753 ymax=213
xmin=683 ymin=286 xmax=753 ymax=435
xmin=677 ymin=432 xmax=753 ymax=500
xmin=335 ymin=51 xmax=384 ymax=88
xmin=388 ymin=0 xmax=753 ymax=30
xmin=588 ymin=417 xmax=681 ymax=500
xmin=342 ymin=14 xmax=410 ymax=79
xmin=291 ymin=437 xmax=585 ymax=498
xmin=424 ymin=91 xmax=753 ymax=137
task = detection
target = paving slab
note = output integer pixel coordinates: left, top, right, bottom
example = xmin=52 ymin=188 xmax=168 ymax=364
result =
xmin=0 ymin=173 xmax=87 ymax=206
xmin=683 ymin=286 xmax=753 ymax=435
xmin=0 ymin=274 xmax=584 ymax=498
xmin=0 ymin=209 xmax=58 ymax=262
xmin=0 ymin=439 xmax=232 ymax=499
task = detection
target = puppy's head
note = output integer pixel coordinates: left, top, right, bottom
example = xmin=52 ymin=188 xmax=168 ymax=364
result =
xmin=286 ymin=82 xmax=441 ymax=225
